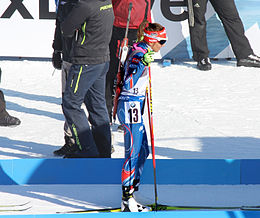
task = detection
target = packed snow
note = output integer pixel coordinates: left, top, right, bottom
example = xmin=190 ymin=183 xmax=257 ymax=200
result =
xmin=0 ymin=59 xmax=260 ymax=160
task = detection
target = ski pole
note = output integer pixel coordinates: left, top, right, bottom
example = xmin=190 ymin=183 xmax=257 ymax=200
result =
xmin=146 ymin=66 xmax=158 ymax=211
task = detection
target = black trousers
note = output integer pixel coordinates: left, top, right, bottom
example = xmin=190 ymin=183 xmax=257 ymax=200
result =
xmin=105 ymin=26 xmax=138 ymax=123
xmin=189 ymin=0 xmax=253 ymax=61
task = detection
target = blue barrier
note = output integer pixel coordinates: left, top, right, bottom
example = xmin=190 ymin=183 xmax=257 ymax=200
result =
xmin=3 ymin=211 xmax=260 ymax=218
xmin=0 ymin=159 xmax=259 ymax=185
xmin=241 ymin=159 xmax=260 ymax=184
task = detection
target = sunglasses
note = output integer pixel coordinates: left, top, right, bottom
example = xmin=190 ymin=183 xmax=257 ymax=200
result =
xmin=159 ymin=40 xmax=167 ymax=45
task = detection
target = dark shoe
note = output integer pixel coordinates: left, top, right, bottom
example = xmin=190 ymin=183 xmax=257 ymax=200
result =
xmin=117 ymin=124 xmax=124 ymax=132
xmin=197 ymin=58 xmax=212 ymax=71
xmin=53 ymin=136 xmax=77 ymax=156
xmin=0 ymin=114 xmax=21 ymax=127
xmin=237 ymin=54 xmax=260 ymax=68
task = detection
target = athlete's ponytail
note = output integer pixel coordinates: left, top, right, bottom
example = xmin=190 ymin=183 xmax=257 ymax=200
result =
xmin=137 ymin=20 xmax=149 ymax=42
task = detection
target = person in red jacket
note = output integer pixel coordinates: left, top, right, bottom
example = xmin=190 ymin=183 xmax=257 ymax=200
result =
xmin=105 ymin=0 xmax=152 ymax=126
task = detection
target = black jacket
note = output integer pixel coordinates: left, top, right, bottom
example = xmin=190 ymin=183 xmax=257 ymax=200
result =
xmin=61 ymin=0 xmax=114 ymax=65
xmin=52 ymin=0 xmax=78 ymax=62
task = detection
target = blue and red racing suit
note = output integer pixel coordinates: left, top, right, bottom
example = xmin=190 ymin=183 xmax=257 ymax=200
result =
xmin=117 ymin=42 xmax=151 ymax=189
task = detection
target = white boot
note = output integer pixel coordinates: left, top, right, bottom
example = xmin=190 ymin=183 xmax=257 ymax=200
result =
xmin=121 ymin=196 xmax=150 ymax=212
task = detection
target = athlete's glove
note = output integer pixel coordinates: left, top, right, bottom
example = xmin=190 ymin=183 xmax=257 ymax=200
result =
xmin=142 ymin=51 xmax=154 ymax=66
xmin=52 ymin=50 xmax=62 ymax=70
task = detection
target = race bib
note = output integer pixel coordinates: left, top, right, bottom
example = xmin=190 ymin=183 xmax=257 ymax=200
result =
xmin=124 ymin=101 xmax=141 ymax=124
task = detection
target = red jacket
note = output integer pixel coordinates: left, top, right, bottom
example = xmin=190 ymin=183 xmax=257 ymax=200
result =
xmin=112 ymin=0 xmax=152 ymax=29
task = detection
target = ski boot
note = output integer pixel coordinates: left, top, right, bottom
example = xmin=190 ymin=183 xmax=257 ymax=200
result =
xmin=121 ymin=186 xmax=150 ymax=212
xmin=121 ymin=196 xmax=151 ymax=212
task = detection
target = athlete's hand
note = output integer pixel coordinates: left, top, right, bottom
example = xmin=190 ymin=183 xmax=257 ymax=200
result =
xmin=142 ymin=51 xmax=155 ymax=66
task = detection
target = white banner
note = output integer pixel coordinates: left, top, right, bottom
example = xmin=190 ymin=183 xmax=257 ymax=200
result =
xmin=154 ymin=0 xmax=260 ymax=59
xmin=0 ymin=0 xmax=56 ymax=58
xmin=0 ymin=0 xmax=259 ymax=59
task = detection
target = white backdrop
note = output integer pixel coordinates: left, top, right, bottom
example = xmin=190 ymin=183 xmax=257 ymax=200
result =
xmin=0 ymin=0 xmax=56 ymax=58
xmin=0 ymin=0 xmax=259 ymax=59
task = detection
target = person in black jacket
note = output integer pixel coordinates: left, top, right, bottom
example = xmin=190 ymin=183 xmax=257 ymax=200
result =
xmin=52 ymin=0 xmax=78 ymax=156
xmin=190 ymin=0 xmax=260 ymax=71
xmin=60 ymin=0 xmax=114 ymax=158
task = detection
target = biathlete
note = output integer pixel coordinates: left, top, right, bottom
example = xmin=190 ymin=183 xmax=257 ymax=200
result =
xmin=116 ymin=21 xmax=167 ymax=212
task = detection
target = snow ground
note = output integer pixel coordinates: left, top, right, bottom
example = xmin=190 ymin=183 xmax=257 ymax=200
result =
xmin=1 ymin=184 xmax=260 ymax=215
xmin=1 ymin=59 xmax=260 ymax=215
xmin=0 ymin=59 xmax=260 ymax=159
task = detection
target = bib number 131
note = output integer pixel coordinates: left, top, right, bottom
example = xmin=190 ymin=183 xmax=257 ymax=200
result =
xmin=124 ymin=101 xmax=141 ymax=124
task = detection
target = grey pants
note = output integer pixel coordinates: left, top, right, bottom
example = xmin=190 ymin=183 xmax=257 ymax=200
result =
xmin=61 ymin=61 xmax=73 ymax=142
